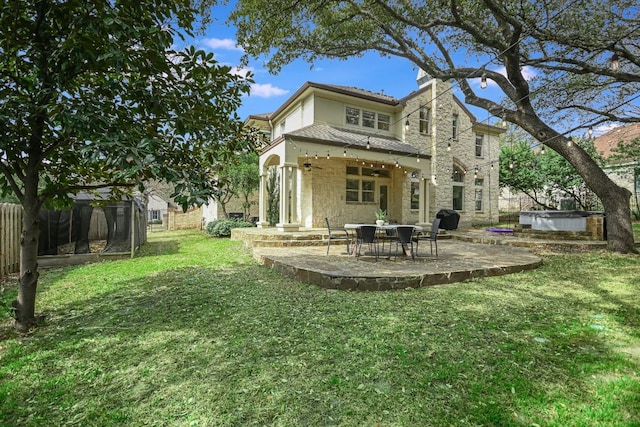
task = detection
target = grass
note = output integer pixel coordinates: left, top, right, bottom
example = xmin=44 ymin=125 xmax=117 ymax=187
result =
xmin=1 ymin=230 xmax=639 ymax=426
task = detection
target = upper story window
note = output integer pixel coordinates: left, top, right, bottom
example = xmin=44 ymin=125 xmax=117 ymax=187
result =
xmin=419 ymin=107 xmax=431 ymax=134
xmin=345 ymin=107 xmax=390 ymax=131
xmin=346 ymin=107 xmax=360 ymax=125
xmin=452 ymin=114 xmax=459 ymax=140
xmin=279 ymin=120 xmax=286 ymax=135
xmin=475 ymin=134 xmax=484 ymax=157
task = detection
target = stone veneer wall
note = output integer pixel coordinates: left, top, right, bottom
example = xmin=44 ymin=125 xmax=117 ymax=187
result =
xmin=402 ymin=79 xmax=500 ymax=227
xmin=308 ymin=157 xmax=410 ymax=228
xmin=165 ymin=206 xmax=204 ymax=230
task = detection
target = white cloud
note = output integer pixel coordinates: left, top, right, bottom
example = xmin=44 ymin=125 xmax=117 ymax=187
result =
xmin=231 ymin=66 xmax=254 ymax=78
xmin=201 ymin=38 xmax=244 ymax=52
xmin=480 ymin=65 xmax=538 ymax=87
xmin=250 ymin=83 xmax=289 ymax=98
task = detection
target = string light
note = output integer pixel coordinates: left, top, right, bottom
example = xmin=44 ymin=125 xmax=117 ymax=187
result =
xmin=327 ymin=152 xmax=330 ymax=159
xmin=405 ymin=117 xmax=410 ymax=131
xmin=588 ymin=126 xmax=593 ymax=137
xmin=416 ymin=155 xmax=420 ymax=163
xmin=447 ymin=140 xmax=451 ymax=151
xmin=366 ymin=137 xmax=370 ymax=149
xmin=314 ymin=153 xmax=318 ymax=160
xmin=480 ymin=70 xmax=487 ymax=89
xmin=343 ymin=149 xmax=347 ymax=157
xmin=611 ymin=53 xmax=620 ymax=71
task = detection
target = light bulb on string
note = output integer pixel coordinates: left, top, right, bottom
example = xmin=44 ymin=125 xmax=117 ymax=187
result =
xmin=588 ymin=126 xmax=594 ymax=137
xmin=447 ymin=140 xmax=451 ymax=151
xmin=405 ymin=116 xmax=410 ymax=131
xmin=366 ymin=137 xmax=370 ymax=149
xmin=327 ymin=152 xmax=330 ymax=159
xmin=416 ymin=155 xmax=420 ymax=163
xmin=540 ymin=145 xmax=545 ymax=154
xmin=611 ymin=53 xmax=620 ymax=71
xmin=343 ymin=149 xmax=347 ymax=157
xmin=480 ymin=71 xmax=487 ymax=89
xmin=315 ymin=153 xmax=318 ymax=160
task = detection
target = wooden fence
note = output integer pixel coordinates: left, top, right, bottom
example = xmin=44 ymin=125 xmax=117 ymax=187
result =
xmin=0 ymin=203 xmax=23 ymax=278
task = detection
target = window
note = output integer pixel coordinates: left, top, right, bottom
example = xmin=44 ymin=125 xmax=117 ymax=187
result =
xmin=452 ymin=164 xmax=465 ymax=210
xmin=346 ymin=107 xmax=360 ymax=125
xmin=362 ymin=180 xmax=375 ymax=202
xmin=346 ymin=179 xmax=359 ymax=202
xmin=362 ymin=110 xmax=376 ymax=128
xmin=419 ymin=107 xmax=431 ymax=134
xmin=149 ymin=210 xmax=161 ymax=221
xmin=452 ymin=114 xmax=459 ymax=140
xmin=410 ymin=181 xmax=420 ymax=210
xmin=475 ymin=134 xmax=484 ymax=157
xmin=345 ymin=107 xmax=390 ymax=130
xmin=279 ymin=120 xmax=286 ymax=134
xmin=377 ymin=113 xmax=390 ymax=131
xmin=345 ymin=166 xmax=384 ymax=202
xmin=475 ymin=178 xmax=484 ymax=211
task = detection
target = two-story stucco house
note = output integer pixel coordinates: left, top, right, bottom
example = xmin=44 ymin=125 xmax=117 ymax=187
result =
xmin=247 ymin=72 xmax=505 ymax=231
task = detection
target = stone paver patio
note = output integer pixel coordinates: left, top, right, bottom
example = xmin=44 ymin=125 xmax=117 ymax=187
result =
xmin=230 ymin=227 xmax=600 ymax=291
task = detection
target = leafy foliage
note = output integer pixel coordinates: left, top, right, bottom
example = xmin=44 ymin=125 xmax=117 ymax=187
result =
xmin=500 ymin=135 xmax=605 ymax=209
xmin=210 ymin=152 xmax=260 ymax=219
xmin=205 ymin=219 xmax=254 ymax=237
xmin=0 ymin=0 xmax=258 ymax=330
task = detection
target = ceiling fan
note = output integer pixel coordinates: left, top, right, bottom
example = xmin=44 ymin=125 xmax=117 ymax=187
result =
xmin=303 ymin=161 xmax=322 ymax=171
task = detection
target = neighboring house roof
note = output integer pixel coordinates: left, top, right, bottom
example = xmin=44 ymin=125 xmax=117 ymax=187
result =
xmin=284 ymin=124 xmax=430 ymax=157
xmin=594 ymin=123 xmax=640 ymax=159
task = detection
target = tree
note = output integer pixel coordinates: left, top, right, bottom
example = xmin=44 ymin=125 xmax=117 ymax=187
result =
xmin=230 ymin=152 xmax=260 ymax=220
xmin=228 ymin=0 xmax=639 ymax=253
xmin=209 ymin=151 xmax=259 ymax=219
xmin=500 ymin=134 xmax=605 ymax=210
xmin=609 ymin=137 xmax=640 ymax=218
xmin=0 ymin=0 xmax=255 ymax=331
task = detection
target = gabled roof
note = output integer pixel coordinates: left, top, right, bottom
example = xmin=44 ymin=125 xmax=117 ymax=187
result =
xmin=283 ymin=124 xmax=430 ymax=157
xmin=594 ymin=123 xmax=640 ymax=158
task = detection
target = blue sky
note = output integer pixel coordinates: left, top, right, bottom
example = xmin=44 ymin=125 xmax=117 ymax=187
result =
xmin=174 ymin=6 xmax=495 ymax=123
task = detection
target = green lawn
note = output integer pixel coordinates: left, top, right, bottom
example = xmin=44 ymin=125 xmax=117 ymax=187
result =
xmin=1 ymin=230 xmax=639 ymax=426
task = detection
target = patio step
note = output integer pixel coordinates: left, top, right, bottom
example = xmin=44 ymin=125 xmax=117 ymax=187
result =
xmin=252 ymin=239 xmax=332 ymax=248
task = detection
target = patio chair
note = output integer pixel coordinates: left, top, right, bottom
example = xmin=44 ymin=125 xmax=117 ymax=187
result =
xmin=377 ymin=222 xmax=397 ymax=254
xmin=391 ymin=226 xmax=417 ymax=260
xmin=325 ymin=217 xmax=350 ymax=255
xmin=412 ymin=218 xmax=441 ymax=257
xmin=356 ymin=225 xmax=379 ymax=260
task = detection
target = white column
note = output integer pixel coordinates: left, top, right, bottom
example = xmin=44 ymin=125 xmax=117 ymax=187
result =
xmin=276 ymin=165 xmax=300 ymax=231
xmin=256 ymin=172 xmax=269 ymax=228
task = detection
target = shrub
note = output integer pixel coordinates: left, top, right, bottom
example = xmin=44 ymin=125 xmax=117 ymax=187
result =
xmin=205 ymin=219 xmax=254 ymax=237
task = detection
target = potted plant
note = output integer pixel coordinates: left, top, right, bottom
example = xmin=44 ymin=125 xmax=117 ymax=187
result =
xmin=375 ymin=208 xmax=387 ymax=226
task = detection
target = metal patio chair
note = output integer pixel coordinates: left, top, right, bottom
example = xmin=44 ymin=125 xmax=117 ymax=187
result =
xmin=356 ymin=225 xmax=379 ymax=260
xmin=325 ymin=217 xmax=350 ymax=255
xmin=392 ymin=226 xmax=417 ymax=259
xmin=412 ymin=218 xmax=441 ymax=257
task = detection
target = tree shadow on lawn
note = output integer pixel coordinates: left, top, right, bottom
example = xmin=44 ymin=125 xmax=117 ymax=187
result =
xmin=1 ymin=261 xmax=639 ymax=426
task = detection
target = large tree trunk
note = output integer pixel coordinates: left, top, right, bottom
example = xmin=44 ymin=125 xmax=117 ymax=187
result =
xmin=600 ymin=185 xmax=636 ymax=253
xmin=14 ymin=195 xmax=42 ymax=332
xmin=543 ymin=128 xmax=637 ymax=253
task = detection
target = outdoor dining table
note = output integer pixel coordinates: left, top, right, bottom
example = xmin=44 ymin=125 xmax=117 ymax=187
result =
xmin=344 ymin=223 xmax=423 ymax=257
